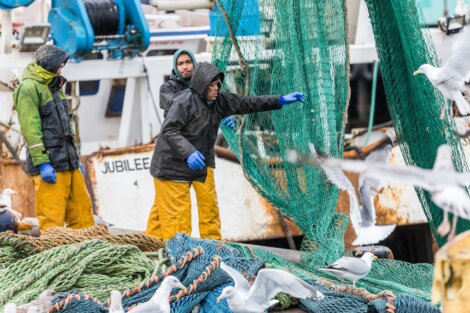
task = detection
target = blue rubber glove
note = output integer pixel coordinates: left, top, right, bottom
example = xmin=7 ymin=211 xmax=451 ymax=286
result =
xmin=79 ymin=163 xmax=85 ymax=175
xmin=222 ymin=116 xmax=236 ymax=130
xmin=279 ymin=92 xmax=305 ymax=106
xmin=187 ymin=150 xmax=206 ymax=170
xmin=39 ymin=162 xmax=57 ymax=184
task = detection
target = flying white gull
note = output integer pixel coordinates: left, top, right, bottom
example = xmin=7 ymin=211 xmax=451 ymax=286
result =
xmin=357 ymin=144 xmax=397 ymax=245
xmin=319 ymin=252 xmax=376 ymax=287
xmin=286 ymin=143 xmax=396 ymax=246
xmin=109 ymin=290 xmax=124 ymax=313
xmin=413 ymin=29 xmax=470 ymax=117
xmin=323 ymin=144 xmax=470 ymax=241
xmin=217 ymin=262 xmax=324 ymax=313
xmin=129 ymin=276 xmax=186 ymax=313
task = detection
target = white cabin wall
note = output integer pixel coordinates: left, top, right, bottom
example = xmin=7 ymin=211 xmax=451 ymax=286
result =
xmin=76 ymin=79 xmax=122 ymax=154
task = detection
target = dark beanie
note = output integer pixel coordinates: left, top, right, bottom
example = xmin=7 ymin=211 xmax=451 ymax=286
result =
xmin=34 ymin=45 xmax=70 ymax=73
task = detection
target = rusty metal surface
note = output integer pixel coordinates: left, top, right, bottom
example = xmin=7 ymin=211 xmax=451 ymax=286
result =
xmin=0 ymin=159 xmax=35 ymax=218
xmin=338 ymin=132 xmax=430 ymax=248
xmin=338 ymin=144 xmax=427 ymax=228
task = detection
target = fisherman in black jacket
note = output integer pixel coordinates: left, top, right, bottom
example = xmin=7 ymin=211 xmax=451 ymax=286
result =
xmin=146 ymin=62 xmax=304 ymax=240
xmin=150 ymin=50 xmax=236 ymax=240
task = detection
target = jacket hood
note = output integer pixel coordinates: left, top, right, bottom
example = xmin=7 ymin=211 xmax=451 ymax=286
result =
xmin=173 ymin=49 xmax=197 ymax=87
xmin=34 ymin=45 xmax=69 ymax=74
xmin=190 ymin=62 xmax=224 ymax=100
xmin=22 ymin=63 xmax=56 ymax=85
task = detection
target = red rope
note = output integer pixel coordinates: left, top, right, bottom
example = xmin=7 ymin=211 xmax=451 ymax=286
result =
xmin=50 ymin=293 xmax=101 ymax=312
xmin=170 ymin=256 xmax=221 ymax=302
xmin=123 ymin=246 xmax=204 ymax=298
xmin=50 ymin=246 xmax=205 ymax=312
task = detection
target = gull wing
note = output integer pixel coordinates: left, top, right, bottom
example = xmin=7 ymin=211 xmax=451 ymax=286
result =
xmin=220 ymin=262 xmax=252 ymax=292
xmin=248 ymin=269 xmax=324 ymax=305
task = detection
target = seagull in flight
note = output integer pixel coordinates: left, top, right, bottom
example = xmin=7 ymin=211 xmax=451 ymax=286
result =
xmin=287 ymin=143 xmax=396 ymax=246
xmin=217 ymin=262 xmax=324 ymax=313
xmin=413 ymin=29 xmax=470 ymax=118
xmin=323 ymin=144 xmax=470 ymax=241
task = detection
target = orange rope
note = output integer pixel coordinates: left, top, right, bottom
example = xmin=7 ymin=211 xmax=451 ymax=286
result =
xmin=50 ymin=293 xmax=101 ymax=312
xmin=170 ymin=256 xmax=221 ymax=302
xmin=50 ymin=246 xmax=205 ymax=312
xmin=123 ymin=246 xmax=204 ymax=298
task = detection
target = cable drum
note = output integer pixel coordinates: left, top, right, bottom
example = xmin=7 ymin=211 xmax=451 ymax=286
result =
xmin=84 ymin=0 xmax=120 ymax=37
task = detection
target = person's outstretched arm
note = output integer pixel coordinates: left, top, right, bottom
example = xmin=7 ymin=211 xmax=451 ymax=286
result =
xmin=218 ymin=92 xmax=304 ymax=118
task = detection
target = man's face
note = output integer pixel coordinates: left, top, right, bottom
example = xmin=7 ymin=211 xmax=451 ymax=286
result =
xmin=176 ymin=54 xmax=193 ymax=80
xmin=206 ymin=80 xmax=220 ymax=101
xmin=56 ymin=62 xmax=65 ymax=74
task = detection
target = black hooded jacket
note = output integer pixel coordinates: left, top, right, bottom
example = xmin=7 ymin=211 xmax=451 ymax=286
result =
xmin=150 ymin=62 xmax=281 ymax=182
xmin=160 ymin=71 xmax=188 ymax=118
xmin=159 ymin=49 xmax=196 ymax=117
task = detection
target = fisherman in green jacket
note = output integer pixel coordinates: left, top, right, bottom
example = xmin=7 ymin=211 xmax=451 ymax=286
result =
xmin=13 ymin=44 xmax=94 ymax=231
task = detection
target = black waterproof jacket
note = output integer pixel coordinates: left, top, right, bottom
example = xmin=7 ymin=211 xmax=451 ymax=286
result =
xmin=150 ymin=62 xmax=281 ymax=182
xmin=159 ymin=71 xmax=189 ymax=118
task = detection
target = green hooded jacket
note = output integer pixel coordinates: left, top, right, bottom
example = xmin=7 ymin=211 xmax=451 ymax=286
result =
xmin=13 ymin=45 xmax=78 ymax=175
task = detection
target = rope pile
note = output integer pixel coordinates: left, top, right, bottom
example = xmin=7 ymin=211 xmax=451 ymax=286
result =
xmin=0 ymin=224 xmax=164 ymax=263
xmin=0 ymin=240 xmax=156 ymax=308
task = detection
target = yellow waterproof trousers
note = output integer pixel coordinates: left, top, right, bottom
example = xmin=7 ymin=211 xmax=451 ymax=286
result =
xmin=33 ymin=169 xmax=95 ymax=231
xmin=146 ymin=167 xmax=221 ymax=240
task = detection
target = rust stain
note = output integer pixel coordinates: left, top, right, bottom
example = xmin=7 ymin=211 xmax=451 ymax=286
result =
xmin=336 ymin=171 xmax=359 ymax=248
xmin=88 ymin=143 xmax=155 ymax=159
xmin=344 ymin=135 xmax=391 ymax=159
xmin=0 ymin=159 xmax=36 ymax=218
xmin=336 ymin=170 xmax=412 ymax=248
xmin=375 ymin=195 xmax=409 ymax=225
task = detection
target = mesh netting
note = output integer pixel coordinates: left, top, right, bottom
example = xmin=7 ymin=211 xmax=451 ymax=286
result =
xmin=366 ymin=294 xmax=441 ymax=313
xmin=363 ymin=0 xmax=470 ymax=246
xmin=228 ymin=242 xmax=434 ymax=301
xmin=0 ymin=240 xmax=155 ymax=309
xmin=212 ymin=0 xmax=350 ymax=267
xmin=48 ymin=234 xmax=266 ymax=313
xmin=210 ymin=1 xmax=446 ymax=310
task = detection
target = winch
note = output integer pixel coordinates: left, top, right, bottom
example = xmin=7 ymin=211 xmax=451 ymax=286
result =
xmin=0 ymin=0 xmax=34 ymax=10
xmin=48 ymin=0 xmax=150 ymax=58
